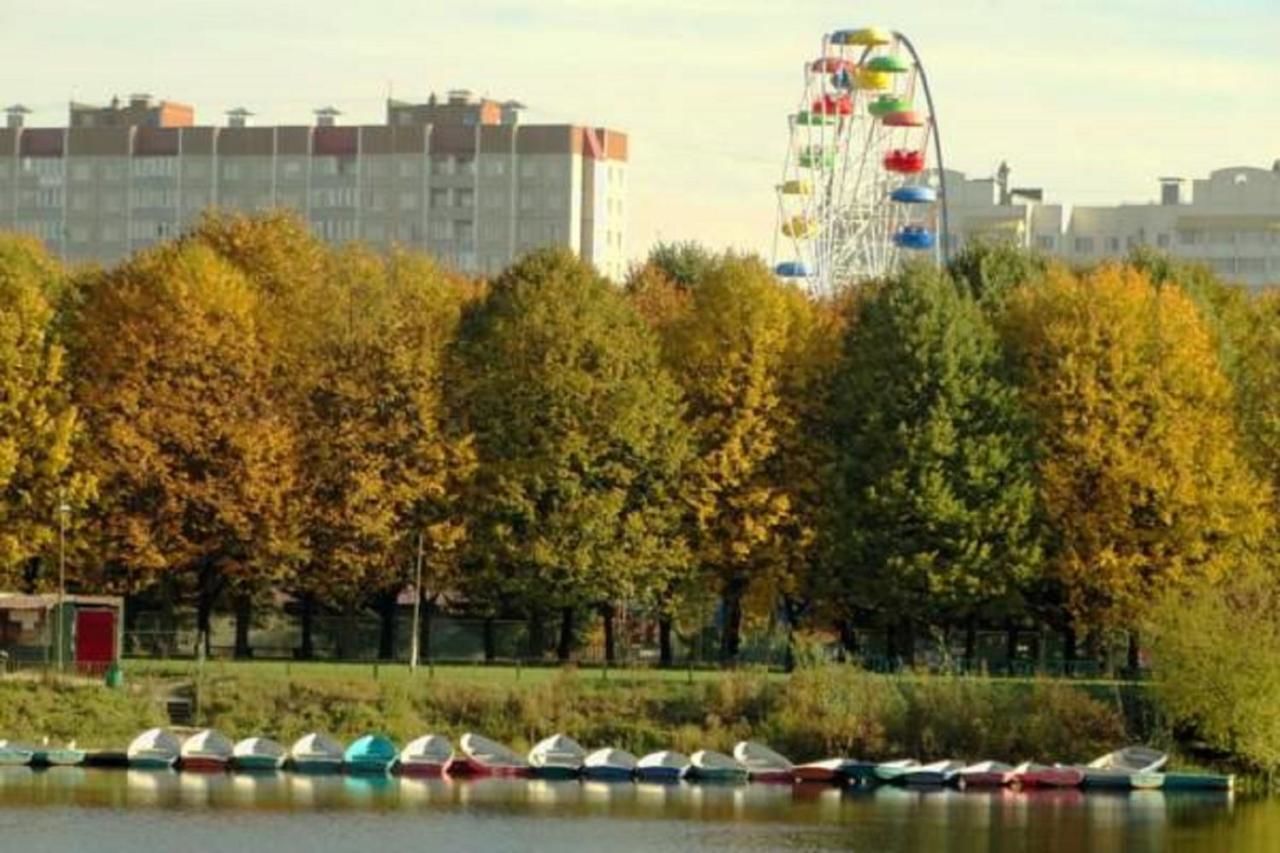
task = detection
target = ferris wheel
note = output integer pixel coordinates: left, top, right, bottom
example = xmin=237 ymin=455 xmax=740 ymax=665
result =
xmin=773 ymin=27 xmax=949 ymax=295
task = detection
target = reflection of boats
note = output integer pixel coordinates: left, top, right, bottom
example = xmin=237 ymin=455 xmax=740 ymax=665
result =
xmin=288 ymin=732 xmax=345 ymax=774
xmin=1075 ymin=746 xmax=1168 ymax=790
xmin=527 ymin=733 xmax=585 ymax=779
xmin=232 ymin=736 xmax=287 ymax=771
xmin=343 ymin=734 xmax=398 ymax=775
xmin=1005 ymin=762 xmax=1083 ymax=788
xmin=686 ymin=750 xmax=748 ymax=783
xmin=582 ymin=747 xmax=637 ymax=781
xmin=398 ymin=734 xmax=453 ymax=776
xmin=956 ymin=760 xmax=1014 ymax=788
xmin=180 ymin=729 xmax=234 ymax=771
xmin=873 ymin=759 xmax=919 ymax=783
xmin=636 ymin=750 xmax=689 ymax=782
xmin=733 ymin=742 xmax=794 ymax=783
xmin=125 ymin=768 xmax=178 ymax=806
xmin=0 ymin=740 xmax=35 ymax=766
xmin=127 ymin=728 xmax=181 ymax=769
xmin=453 ymin=733 xmax=529 ymax=777
xmin=901 ymin=760 xmax=964 ymax=787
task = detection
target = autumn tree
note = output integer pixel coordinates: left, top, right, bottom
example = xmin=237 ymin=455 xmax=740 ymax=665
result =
xmin=947 ymin=240 xmax=1048 ymax=306
xmin=830 ymin=263 xmax=1042 ymax=663
xmin=455 ymin=248 xmax=689 ymax=662
xmin=72 ymin=243 xmax=297 ymax=655
xmin=291 ymin=247 xmax=476 ymax=659
xmin=1002 ymin=264 xmax=1270 ymax=656
xmin=0 ymin=236 xmax=92 ymax=590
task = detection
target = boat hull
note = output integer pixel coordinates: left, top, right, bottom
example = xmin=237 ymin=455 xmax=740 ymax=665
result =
xmin=957 ymin=772 xmax=1007 ymax=788
xmin=129 ymin=756 xmax=176 ymax=770
xmin=398 ymin=761 xmax=447 ymax=777
xmin=1009 ymin=769 xmax=1082 ymax=788
xmin=793 ymin=767 xmax=839 ymax=784
xmin=447 ymin=756 xmax=528 ymax=778
xmin=0 ymin=752 xmax=35 ymax=766
xmin=581 ymin=766 xmax=635 ymax=781
xmin=291 ymin=759 xmax=343 ymax=774
xmin=873 ymin=767 xmax=912 ymax=784
xmin=685 ymin=767 xmax=748 ymax=783
xmin=838 ymin=761 xmax=880 ymax=785
xmin=345 ymin=758 xmax=395 ymax=775
xmin=747 ymin=769 xmax=795 ymax=784
xmin=1161 ymin=772 xmax=1234 ymax=792
xmin=233 ymin=756 xmax=284 ymax=772
xmin=902 ymin=771 xmax=954 ymax=787
xmin=529 ymin=765 xmax=580 ymax=780
xmin=180 ymin=756 xmax=230 ymax=772
xmin=32 ymin=750 xmax=86 ymax=767
xmin=635 ymin=767 xmax=684 ymax=782
xmin=1081 ymin=770 xmax=1135 ymax=790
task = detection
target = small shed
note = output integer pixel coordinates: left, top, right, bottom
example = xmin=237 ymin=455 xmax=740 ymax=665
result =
xmin=0 ymin=593 xmax=124 ymax=673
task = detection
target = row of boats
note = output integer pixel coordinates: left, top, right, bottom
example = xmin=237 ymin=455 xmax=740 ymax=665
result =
xmin=0 ymin=731 xmax=1232 ymax=792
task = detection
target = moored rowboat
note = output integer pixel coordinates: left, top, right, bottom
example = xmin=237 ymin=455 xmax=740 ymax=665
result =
xmin=1161 ymin=772 xmax=1234 ymax=792
xmin=901 ymin=760 xmax=964 ymax=786
xmin=528 ymin=733 xmax=586 ymax=779
xmin=686 ymin=750 xmax=748 ymax=783
xmin=180 ymin=729 xmax=234 ymax=772
xmin=635 ymin=750 xmax=689 ymax=782
xmin=1005 ymin=761 xmax=1083 ymax=788
xmin=232 ymin=737 xmax=286 ymax=771
xmin=127 ymin=728 xmax=181 ymax=769
xmin=733 ymin=741 xmax=794 ymax=783
xmin=288 ymin=732 xmax=344 ymax=774
xmin=398 ymin=734 xmax=453 ymax=776
xmin=1076 ymin=745 xmax=1168 ymax=789
xmin=955 ymin=760 xmax=1014 ymax=788
xmin=343 ymin=733 xmax=398 ymax=775
xmin=873 ymin=759 xmax=919 ymax=784
xmin=581 ymin=747 xmax=638 ymax=781
xmin=452 ymin=733 xmax=529 ymax=777
xmin=793 ymin=758 xmax=846 ymax=784
xmin=0 ymin=740 xmax=35 ymax=766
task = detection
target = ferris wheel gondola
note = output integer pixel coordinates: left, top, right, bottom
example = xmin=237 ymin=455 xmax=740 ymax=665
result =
xmin=772 ymin=27 xmax=950 ymax=295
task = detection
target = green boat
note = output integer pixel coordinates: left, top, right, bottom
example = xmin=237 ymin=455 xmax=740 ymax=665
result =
xmin=1161 ymin=772 xmax=1234 ymax=792
xmin=343 ymin=734 xmax=398 ymax=775
xmin=288 ymin=732 xmax=345 ymax=775
xmin=0 ymin=741 xmax=35 ymax=766
xmin=232 ymin=737 xmax=286 ymax=772
xmin=685 ymin=749 xmax=748 ymax=783
xmin=873 ymin=759 xmax=919 ymax=784
xmin=31 ymin=748 xmax=86 ymax=767
xmin=528 ymin=733 xmax=586 ymax=780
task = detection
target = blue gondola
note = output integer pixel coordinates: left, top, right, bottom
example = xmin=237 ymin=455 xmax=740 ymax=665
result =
xmin=893 ymin=226 xmax=937 ymax=251
xmin=775 ymin=261 xmax=810 ymax=278
xmin=890 ymin=186 xmax=937 ymax=205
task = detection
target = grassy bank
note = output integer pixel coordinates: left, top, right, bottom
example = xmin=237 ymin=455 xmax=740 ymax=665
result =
xmin=0 ymin=664 xmax=1156 ymax=764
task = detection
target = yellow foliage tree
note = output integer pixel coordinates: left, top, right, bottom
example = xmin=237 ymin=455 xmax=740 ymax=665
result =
xmin=1002 ymin=264 xmax=1270 ymax=636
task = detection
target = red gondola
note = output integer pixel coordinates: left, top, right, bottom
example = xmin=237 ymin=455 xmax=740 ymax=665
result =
xmin=883 ymin=110 xmax=926 ymax=127
xmin=811 ymin=94 xmax=853 ymax=116
xmin=809 ymin=57 xmax=855 ymax=74
xmin=884 ymin=149 xmax=926 ymax=174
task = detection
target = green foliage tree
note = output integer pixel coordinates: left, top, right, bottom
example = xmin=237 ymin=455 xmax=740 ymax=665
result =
xmin=831 ymin=263 xmax=1041 ymax=662
xmin=1002 ymin=264 xmax=1270 ymax=640
xmin=0 ymin=236 xmax=92 ymax=590
xmin=72 ymin=243 xmax=298 ymax=653
xmin=644 ymin=241 xmax=720 ymax=289
xmin=454 ymin=248 xmax=690 ymax=661
xmin=946 ymin=240 xmax=1048 ymax=306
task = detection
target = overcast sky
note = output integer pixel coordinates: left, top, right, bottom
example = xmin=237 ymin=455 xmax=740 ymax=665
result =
xmin=4 ymin=0 xmax=1278 ymax=259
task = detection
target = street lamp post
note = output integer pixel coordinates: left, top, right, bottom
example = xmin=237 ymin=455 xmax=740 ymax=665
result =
xmin=409 ymin=532 xmax=424 ymax=672
xmin=56 ymin=494 xmax=70 ymax=674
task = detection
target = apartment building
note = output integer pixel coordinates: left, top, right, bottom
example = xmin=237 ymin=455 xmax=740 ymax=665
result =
xmin=941 ymin=162 xmax=1280 ymax=288
xmin=0 ymin=91 xmax=629 ymax=280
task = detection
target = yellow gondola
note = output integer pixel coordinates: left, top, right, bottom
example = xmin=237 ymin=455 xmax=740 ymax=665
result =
xmin=832 ymin=27 xmax=892 ymax=47
xmin=781 ymin=216 xmax=820 ymax=239
xmin=856 ymin=69 xmax=892 ymax=91
xmin=779 ymin=180 xmax=812 ymax=196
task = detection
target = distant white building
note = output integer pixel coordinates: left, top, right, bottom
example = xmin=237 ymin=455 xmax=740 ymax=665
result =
xmin=941 ymin=162 xmax=1280 ymax=288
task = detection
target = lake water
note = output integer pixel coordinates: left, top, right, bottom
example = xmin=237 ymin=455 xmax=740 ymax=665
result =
xmin=0 ymin=767 xmax=1267 ymax=852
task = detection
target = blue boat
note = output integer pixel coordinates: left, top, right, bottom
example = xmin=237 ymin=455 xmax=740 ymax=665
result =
xmin=343 ymin=734 xmax=398 ymax=775
xmin=635 ymin=750 xmax=689 ymax=782
xmin=890 ymin=186 xmax=937 ymax=205
xmin=775 ymin=261 xmax=810 ymax=278
xmin=893 ymin=227 xmax=937 ymax=251
xmin=581 ymin=747 xmax=638 ymax=781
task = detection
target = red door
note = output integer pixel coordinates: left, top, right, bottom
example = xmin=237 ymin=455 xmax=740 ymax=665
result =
xmin=75 ymin=609 xmax=116 ymax=673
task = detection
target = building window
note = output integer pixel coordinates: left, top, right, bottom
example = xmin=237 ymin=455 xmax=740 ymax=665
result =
xmin=399 ymin=192 xmax=418 ymax=211
xmin=1106 ymin=237 xmax=1121 ymax=252
xmin=429 ymin=218 xmax=452 ymax=239
xmin=431 ymin=156 xmax=454 ymax=177
xmin=1074 ymin=237 xmax=1095 ymax=253
xmin=1157 ymin=233 xmax=1170 ymax=248
xmin=457 ymin=156 xmax=476 ymax=176
xmin=133 ymin=157 xmax=177 ymax=178
xmin=22 ymin=158 xmax=64 ymax=181
xmin=35 ymin=188 xmax=63 ymax=208
xmin=456 ymin=189 xmax=474 ymax=208
xmin=430 ymin=188 xmax=449 ymax=210
xmin=68 ymin=224 xmax=90 ymax=244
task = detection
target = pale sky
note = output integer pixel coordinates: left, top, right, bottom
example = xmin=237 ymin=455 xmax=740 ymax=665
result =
xmin=4 ymin=0 xmax=1278 ymax=260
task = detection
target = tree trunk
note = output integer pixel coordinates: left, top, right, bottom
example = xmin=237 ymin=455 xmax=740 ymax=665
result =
xmin=483 ymin=616 xmax=496 ymax=662
xmin=233 ymin=592 xmax=253 ymax=659
xmin=377 ymin=592 xmax=398 ymax=661
xmin=557 ymin=606 xmax=575 ymax=662
xmin=964 ymin=617 xmax=978 ymax=666
xmin=600 ymin=603 xmax=617 ymax=664
xmin=335 ymin=602 xmax=355 ymax=660
xmin=836 ymin=619 xmax=858 ymax=659
xmin=658 ymin=616 xmax=674 ymax=667
xmin=1062 ymin=624 xmax=1077 ymax=673
xmin=421 ymin=596 xmax=434 ymax=664
xmin=719 ymin=578 xmax=746 ymax=664
xmin=196 ymin=588 xmax=213 ymax=659
xmin=1005 ymin=619 xmax=1019 ymax=673
xmin=899 ymin=617 xmax=917 ymax=668
xmin=1127 ymin=630 xmax=1141 ymax=674
xmin=528 ymin=610 xmax=546 ymax=661
xmin=299 ymin=593 xmax=316 ymax=660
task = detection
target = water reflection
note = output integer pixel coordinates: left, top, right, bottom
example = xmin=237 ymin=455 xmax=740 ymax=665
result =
xmin=0 ymin=767 xmax=1255 ymax=852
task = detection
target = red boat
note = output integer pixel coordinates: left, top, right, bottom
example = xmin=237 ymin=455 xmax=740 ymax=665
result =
xmin=733 ymin=741 xmax=795 ymax=783
xmin=793 ymin=758 xmax=845 ymax=783
xmin=884 ymin=150 xmax=927 ymax=174
xmin=179 ymin=729 xmax=233 ymax=772
xmin=1004 ymin=762 xmax=1084 ymax=789
xmin=450 ymin=733 xmax=530 ymax=778
xmin=955 ymin=761 xmax=1014 ymax=788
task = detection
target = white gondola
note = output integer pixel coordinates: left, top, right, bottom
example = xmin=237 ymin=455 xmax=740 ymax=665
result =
xmin=127 ymin=728 xmax=182 ymax=769
xmin=288 ymin=732 xmax=345 ymax=774
xmin=733 ymin=741 xmax=795 ymax=783
xmin=231 ymin=737 xmax=287 ymax=771
xmin=398 ymin=734 xmax=454 ymax=776
xmin=528 ymin=733 xmax=587 ymax=778
xmin=581 ymin=747 xmax=638 ymax=781
xmin=180 ymin=728 xmax=234 ymax=771
xmin=635 ymin=750 xmax=689 ymax=782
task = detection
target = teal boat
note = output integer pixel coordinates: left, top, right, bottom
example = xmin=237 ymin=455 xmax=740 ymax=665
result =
xmin=288 ymin=732 xmax=345 ymax=774
xmin=872 ymin=759 xmax=919 ymax=784
xmin=232 ymin=737 xmax=287 ymax=771
xmin=126 ymin=728 xmax=180 ymax=769
xmin=685 ymin=749 xmax=748 ymax=783
xmin=838 ymin=760 xmax=880 ymax=785
xmin=0 ymin=740 xmax=35 ymax=766
xmin=343 ymin=734 xmax=398 ymax=775
xmin=1161 ymin=772 xmax=1234 ymax=792
xmin=32 ymin=746 xmax=86 ymax=767
xmin=528 ymin=733 xmax=586 ymax=780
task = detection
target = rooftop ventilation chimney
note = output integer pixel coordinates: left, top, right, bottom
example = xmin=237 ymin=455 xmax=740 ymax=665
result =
xmin=446 ymin=89 xmax=473 ymax=105
xmin=1159 ymin=177 xmax=1185 ymax=206
xmin=996 ymin=161 xmax=1011 ymax=205
xmin=128 ymin=93 xmax=153 ymax=110
xmin=314 ymin=106 xmax=341 ymax=127
xmin=5 ymin=104 xmax=32 ymax=129
xmin=226 ymin=107 xmax=254 ymax=128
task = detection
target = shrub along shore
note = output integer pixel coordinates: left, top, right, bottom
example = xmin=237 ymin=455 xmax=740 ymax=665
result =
xmin=1 ymin=665 xmax=1164 ymax=770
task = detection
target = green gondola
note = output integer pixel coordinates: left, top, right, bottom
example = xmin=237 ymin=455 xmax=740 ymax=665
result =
xmin=793 ymin=111 xmax=837 ymax=127
xmin=867 ymin=55 xmax=910 ymax=73
xmin=868 ymin=96 xmax=912 ymax=118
